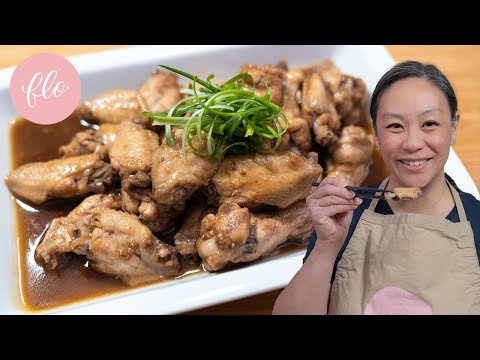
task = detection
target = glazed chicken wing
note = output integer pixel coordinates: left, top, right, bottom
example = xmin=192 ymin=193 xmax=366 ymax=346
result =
xmin=139 ymin=70 xmax=183 ymax=113
xmin=321 ymin=71 xmax=368 ymax=125
xmin=151 ymin=128 xmax=220 ymax=213
xmin=78 ymin=89 xmax=149 ymax=126
xmin=35 ymin=194 xmax=181 ymax=286
xmin=35 ymin=193 xmax=122 ymax=268
xmin=302 ymin=72 xmax=341 ymax=147
xmin=59 ymin=123 xmax=121 ymax=160
xmin=240 ymin=63 xmax=286 ymax=106
xmin=5 ymin=153 xmax=114 ymax=204
xmin=109 ymin=122 xmax=159 ymax=179
xmin=197 ymin=201 xmax=313 ymax=271
xmin=59 ymin=128 xmax=107 ymax=159
xmin=326 ymin=125 xmax=375 ymax=185
xmin=95 ymin=124 xmax=121 ymax=151
xmin=88 ymin=208 xmax=181 ymax=285
xmin=121 ymin=184 xmax=170 ymax=233
xmin=386 ymin=187 xmax=423 ymax=200
xmin=108 ymin=122 xmax=163 ymax=231
xmin=211 ymin=151 xmax=322 ymax=209
xmin=281 ymin=69 xmax=312 ymax=154
xmin=301 ymin=59 xmax=340 ymax=77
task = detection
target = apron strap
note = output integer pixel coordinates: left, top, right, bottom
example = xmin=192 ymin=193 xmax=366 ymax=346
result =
xmin=367 ymin=176 xmax=467 ymax=222
xmin=367 ymin=177 xmax=389 ymax=211
xmin=447 ymin=179 xmax=467 ymax=222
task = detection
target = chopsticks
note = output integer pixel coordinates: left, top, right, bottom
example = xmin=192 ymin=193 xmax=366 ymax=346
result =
xmin=311 ymin=182 xmax=395 ymax=200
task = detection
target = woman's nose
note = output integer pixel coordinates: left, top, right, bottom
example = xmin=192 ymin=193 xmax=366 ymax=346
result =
xmin=401 ymin=127 xmax=425 ymax=152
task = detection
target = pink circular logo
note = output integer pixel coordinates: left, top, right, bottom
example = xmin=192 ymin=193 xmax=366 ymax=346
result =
xmin=9 ymin=53 xmax=81 ymax=125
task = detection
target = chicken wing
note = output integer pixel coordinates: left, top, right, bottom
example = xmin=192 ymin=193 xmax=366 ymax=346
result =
xmin=211 ymin=151 xmax=322 ymax=209
xmin=281 ymin=69 xmax=312 ymax=154
xmin=5 ymin=153 xmax=114 ymax=204
xmin=240 ymin=62 xmax=286 ymax=106
xmin=59 ymin=129 xmax=105 ymax=159
xmin=321 ymin=71 xmax=368 ymax=125
xmin=107 ymin=122 xmax=164 ymax=230
xmin=78 ymin=89 xmax=149 ymax=126
xmin=197 ymin=200 xmax=313 ymax=271
xmin=59 ymin=124 xmax=121 ymax=164
xmin=88 ymin=208 xmax=181 ymax=285
xmin=301 ymin=59 xmax=340 ymax=77
xmin=302 ymin=72 xmax=341 ymax=147
xmin=35 ymin=193 xmax=122 ymax=268
xmin=139 ymin=70 xmax=183 ymax=113
xmin=386 ymin=187 xmax=423 ymax=201
xmin=109 ymin=122 xmax=159 ymax=179
xmin=121 ymin=184 xmax=171 ymax=233
xmin=151 ymin=128 xmax=220 ymax=213
xmin=284 ymin=69 xmax=304 ymax=120
xmin=35 ymin=194 xmax=181 ymax=286
xmin=326 ymin=125 xmax=375 ymax=186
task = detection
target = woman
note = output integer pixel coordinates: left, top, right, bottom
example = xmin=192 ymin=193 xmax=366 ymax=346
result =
xmin=273 ymin=60 xmax=480 ymax=315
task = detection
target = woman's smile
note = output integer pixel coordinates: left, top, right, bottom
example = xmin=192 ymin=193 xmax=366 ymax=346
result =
xmin=398 ymin=157 xmax=432 ymax=172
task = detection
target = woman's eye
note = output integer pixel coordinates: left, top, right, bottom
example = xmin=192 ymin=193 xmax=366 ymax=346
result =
xmin=423 ymin=121 xmax=439 ymax=127
xmin=386 ymin=123 xmax=403 ymax=129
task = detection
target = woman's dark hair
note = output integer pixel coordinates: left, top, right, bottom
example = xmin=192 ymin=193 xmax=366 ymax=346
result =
xmin=369 ymin=60 xmax=458 ymax=130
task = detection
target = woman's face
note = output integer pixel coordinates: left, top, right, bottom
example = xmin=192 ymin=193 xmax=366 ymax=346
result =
xmin=375 ymin=77 xmax=458 ymax=189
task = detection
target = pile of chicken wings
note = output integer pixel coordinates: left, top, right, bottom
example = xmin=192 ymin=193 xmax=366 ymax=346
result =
xmin=5 ymin=60 xmax=374 ymax=285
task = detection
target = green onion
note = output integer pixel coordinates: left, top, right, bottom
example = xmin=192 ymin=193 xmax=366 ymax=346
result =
xmin=142 ymin=65 xmax=288 ymax=161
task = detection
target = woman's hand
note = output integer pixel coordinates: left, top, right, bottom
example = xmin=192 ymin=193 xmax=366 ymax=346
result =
xmin=306 ymin=176 xmax=362 ymax=254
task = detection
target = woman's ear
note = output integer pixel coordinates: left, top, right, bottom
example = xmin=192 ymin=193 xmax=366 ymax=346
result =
xmin=375 ymin=137 xmax=380 ymax=150
xmin=451 ymin=112 xmax=460 ymax=145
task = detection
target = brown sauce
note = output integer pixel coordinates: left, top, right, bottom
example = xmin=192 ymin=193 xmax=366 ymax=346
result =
xmin=9 ymin=114 xmax=202 ymax=311
xmin=9 ymin=112 xmax=390 ymax=311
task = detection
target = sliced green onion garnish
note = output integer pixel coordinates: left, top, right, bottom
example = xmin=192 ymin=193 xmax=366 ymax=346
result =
xmin=143 ymin=65 xmax=288 ymax=161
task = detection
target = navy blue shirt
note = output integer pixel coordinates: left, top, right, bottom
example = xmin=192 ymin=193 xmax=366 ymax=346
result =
xmin=303 ymin=180 xmax=480 ymax=283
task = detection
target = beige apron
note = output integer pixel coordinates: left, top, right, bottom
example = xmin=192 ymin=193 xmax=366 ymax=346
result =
xmin=328 ymin=177 xmax=480 ymax=315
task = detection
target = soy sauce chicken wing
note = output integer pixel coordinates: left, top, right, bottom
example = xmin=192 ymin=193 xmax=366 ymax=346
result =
xmin=5 ymin=153 xmax=114 ymax=204
xmin=139 ymin=70 xmax=183 ymax=113
xmin=282 ymin=69 xmax=312 ymax=154
xmin=326 ymin=125 xmax=375 ymax=186
xmin=35 ymin=193 xmax=122 ymax=269
xmin=35 ymin=195 xmax=181 ymax=286
xmin=121 ymin=184 xmax=170 ymax=233
xmin=59 ymin=124 xmax=120 ymax=160
xmin=240 ymin=62 xmax=286 ymax=105
xmin=108 ymin=122 xmax=163 ymax=231
xmin=78 ymin=89 xmax=149 ymax=126
xmin=386 ymin=187 xmax=423 ymax=200
xmin=59 ymin=129 xmax=105 ymax=159
xmin=197 ymin=201 xmax=313 ymax=271
xmin=302 ymin=72 xmax=341 ymax=147
xmin=284 ymin=69 xmax=304 ymax=120
xmin=321 ymin=71 xmax=368 ymax=125
xmin=88 ymin=208 xmax=181 ymax=286
xmin=109 ymin=122 xmax=159 ymax=179
xmin=211 ymin=151 xmax=322 ymax=209
xmin=151 ymin=128 xmax=220 ymax=213
xmin=286 ymin=116 xmax=312 ymax=154
xmin=302 ymin=59 xmax=340 ymax=77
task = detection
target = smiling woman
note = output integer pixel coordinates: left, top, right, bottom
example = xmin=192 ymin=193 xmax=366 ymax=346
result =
xmin=372 ymin=64 xmax=460 ymax=216
xmin=274 ymin=60 xmax=480 ymax=315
